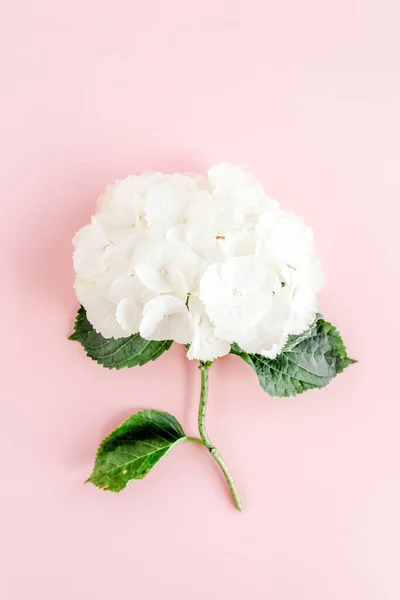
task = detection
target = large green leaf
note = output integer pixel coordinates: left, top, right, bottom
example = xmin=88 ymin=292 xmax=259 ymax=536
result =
xmin=69 ymin=307 xmax=172 ymax=369
xmin=231 ymin=316 xmax=356 ymax=397
xmin=87 ymin=410 xmax=187 ymax=492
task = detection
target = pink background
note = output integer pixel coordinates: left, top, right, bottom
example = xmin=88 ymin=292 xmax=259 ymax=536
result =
xmin=1 ymin=1 xmax=399 ymax=598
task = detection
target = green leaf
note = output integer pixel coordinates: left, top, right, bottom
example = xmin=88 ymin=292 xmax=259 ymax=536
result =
xmin=69 ymin=307 xmax=172 ymax=369
xmin=231 ymin=316 xmax=356 ymax=397
xmin=87 ymin=410 xmax=187 ymax=492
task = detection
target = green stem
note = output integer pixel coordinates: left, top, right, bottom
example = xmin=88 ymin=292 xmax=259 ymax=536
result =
xmin=197 ymin=362 xmax=243 ymax=512
xmin=186 ymin=436 xmax=205 ymax=445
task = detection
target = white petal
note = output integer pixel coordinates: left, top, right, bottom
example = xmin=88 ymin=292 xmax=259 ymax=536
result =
xmin=187 ymin=225 xmax=217 ymax=252
xmin=200 ymin=257 xmax=278 ymax=336
xmin=186 ymin=192 xmax=215 ymax=229
xmin=187 ymin=327 xmax=230 ymax=361
xmin=108 ymin=273 xmax=140 ymax=303
xmin=261 ymin=335 xmax=289 ymax=359
xmin=140 ymin=295 xmax=192 ymax=344
xmin=235 ymin=289 xmax=291 ymax=355
xmin=208 ymin=163 xmax=251 ymax=190
xmin=116 ymin=297 xmax=142 ymax=334
xmin=285 ymin=288 xmax=318 ymax=335
xmin=172 ymin=243 xmax=199 ymax=291
xmin=135 ymin=263 xmax=172 ymax=294
xmin=166 ymin=224 xmax=187 ymax=245
xmin=133 ymin=238 xmax=195 ymax=299
xmin=74 ymin=273 xmax=111 ymax=305
xmin=220 ymin=256 xmax=277 ymax=294
xmin=262 ymin=211 xmax=315 ymax=268
xmin=86 ymin=298 xmax=127 ymax=338
xmin=224 ymin=231 xmax=257 ymax=257
xmin=145 ymin=184 xmax=187 ymax=233
xmin=73 ymin=217 xmax=114 ymax=277
xmin=96 ymin=177 xmax=148 ymax=232
xmin=208 ymin=164 xmax=278 ymax=234
xmin=199 ymin=263 xmax=232 ymax=313
xmin=74 ymin=274 xmax=125 ymax=338
xmin=95 ymin=209 xmax=138 ymax=243
xmin=165 ymin=265 xmax=188 ymax=301
xmin=96 ymin=183 xmax=117 ymax=212
xmin=187 ymin=296 xmax=231 ymax=361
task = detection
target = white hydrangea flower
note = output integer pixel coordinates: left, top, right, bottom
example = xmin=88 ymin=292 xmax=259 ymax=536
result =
xmin=72 ymin=164 xmax=325 ymax=361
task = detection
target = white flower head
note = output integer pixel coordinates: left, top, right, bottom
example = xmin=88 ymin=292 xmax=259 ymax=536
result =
xmin=72 ymin=164 xmax=325 ymax=361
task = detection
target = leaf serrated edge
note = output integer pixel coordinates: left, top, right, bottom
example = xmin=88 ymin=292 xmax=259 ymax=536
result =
xmin=85 ymin=338 xmax=173 ymax=371
xmin=68 ymin=306 xmax=173 ymax=369
xmin=86 ymin=409 xmax=187 ymax=492
xmin=68 ymin=306 xmax=88 ymax=341
xmin=313 ymin=316 xmax=356 ymax=372
xmin=86 ymin=436 xmax=187 ymax=492
xmin=231 ymin=314 xmax=356 ymax=397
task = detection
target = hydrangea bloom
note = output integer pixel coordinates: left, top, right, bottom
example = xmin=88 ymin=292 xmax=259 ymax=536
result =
xmin=73 ymin=164 xmax=324 ymax=361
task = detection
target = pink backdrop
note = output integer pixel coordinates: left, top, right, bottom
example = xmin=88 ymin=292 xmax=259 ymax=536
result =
xmin=1 ymin=1 xmax=399 ymax=598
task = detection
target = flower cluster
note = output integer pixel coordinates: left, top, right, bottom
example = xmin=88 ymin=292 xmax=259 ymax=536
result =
xmin=73 ymin=164 xmax=324 ymax=361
